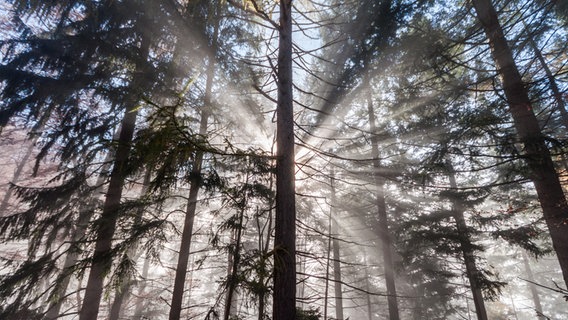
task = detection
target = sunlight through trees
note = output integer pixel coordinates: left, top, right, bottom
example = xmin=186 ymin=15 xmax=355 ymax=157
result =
xmin=1 ymin=0 xmax=567 ymax=319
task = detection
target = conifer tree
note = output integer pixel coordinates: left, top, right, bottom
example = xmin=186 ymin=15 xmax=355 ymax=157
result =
xmin=471 ymin=0 xmax=568 ymax=288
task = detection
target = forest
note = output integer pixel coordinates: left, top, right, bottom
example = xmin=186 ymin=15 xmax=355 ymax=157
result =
xmin=0 ymin=0 xmax=567 ymax=319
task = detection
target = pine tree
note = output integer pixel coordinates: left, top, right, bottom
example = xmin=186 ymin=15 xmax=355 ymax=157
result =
xmin=471 ymin=0 xmax=568 ymax=289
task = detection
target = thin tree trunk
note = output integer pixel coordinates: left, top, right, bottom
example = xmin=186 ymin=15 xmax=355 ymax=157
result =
xmin=323 ymin=202 xmax=332 ymax=320
xmin=523 ymin=23 xmax=568 ymax=129
xmin=223 ymin=207 xmax=245 ymax=320
xmin=45 ymin=205 xmax=93 ymax=320
xmin=168 ymin=107 xmax=209 ymax=320
xmin=364 ymin=252 xmax=372 ymax=320
xmin=46 ymin=129 xmax=119 ymax=320
xmin=0 ymin=136 xmax=36 ymax=215
xmin=109 ymin=169 xmax=152 ymax=320
xmin=79 ymin=107 xmax=139 ymax=320
xmin=366 ymin=91 xmax=400 ymax=320
xmin=79 ymin=32 xmax=151 ymax=319
xmin=274 ymin=1 xmax=296 ymax=320
xmin=257 ymin=189 xmax=273 ymax=320
xmin=169 ymin=17 xmax=218 ymax=319
xmin=330 ymin=170 xmax=344 ymax=320
xmin=79 ymin=107 xmax=141 ymax=320
xmin=297 ymin=234 xmax=306 ymax=310
xmin=522 ymin=252 xmax=545 ymax=318
xmin=472 ymin=0 xmax=568 ymax=288
xmin=133 ymin=255 xmax=150 ymax=319
xmin=447 ymin=163 xmax=488 ymax=320
xmin=224 ymin=172 xmax=249 ymax=320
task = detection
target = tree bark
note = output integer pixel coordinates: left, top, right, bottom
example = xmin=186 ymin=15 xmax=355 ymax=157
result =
xmin=273 ymin=1 xmax=296 ymax=320
xmin=472 ymin=0 xmax=568 ymax=288
xmin=447 ymin=164 xmax=488 ymax=320
xmin=366 ymin=91 xmax=400 ymax=320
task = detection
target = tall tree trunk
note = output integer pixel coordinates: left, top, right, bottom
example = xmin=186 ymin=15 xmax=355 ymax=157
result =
xmin=522 ymin=252 xmax=545 ymax=318
xmin=109 ymin=169 xmax=152 ymax=320
xmin=447 ymin=163 xmax=488 ymax=320
xmin=42 ymin=146 xmax=101 ymax=320
xmin=472 ymin=0 xmax=568 ymax=288
xmin=79 ymin=105 xmax=142 ymax=320
xmin=45 ymin=127 xmax=119 ymax=320
xmin=169 ymin=15 xmax=218 ymax=319
xmin=330 ymin=170 xmax=344 ymax=320
xmin=366 ymin=92 xmax=400 ymax=320
xmin=79 ymin=33 xmax=151 ymax=320
xmin=79 ymin=105 xmax=140 ymax=320
xmin=273 ymin=1 xmax=296 ymax=320
xmin=168 ymin=99 xmax=209 ymax=320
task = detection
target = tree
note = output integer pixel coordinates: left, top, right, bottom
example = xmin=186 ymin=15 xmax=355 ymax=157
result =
xmin=274 ymin=1 xmax=296 ymax=320
xmin=471 ymin=0 xmax=568 ymax=288
xmin=168 ymin=5 xmax=218 ymax=319
xmin=366 ymin=90 xmax=400 ymax=320
xmin=79 ymin=34 xmax=150 ymax=320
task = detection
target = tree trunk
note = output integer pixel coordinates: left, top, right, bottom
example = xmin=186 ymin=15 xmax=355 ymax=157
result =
xmin=522 ymin=252 xmax=545 ymax=318
xmin=224 ymin=173 xmax=249 ymax=320
xmin=364 ymin=252 xmax=373 ymax=320
xmin=169 ymin=15 xmax=218 ymax=319
xmin=133 ymin=255 xmax=150 ymax=319
xmin=523 ymin=22 xmax=568 ymax=129
xmin=45 ymin=200 xmax=98 ymax=320
xmin=0 ymin=135 xmax=36 ymax=215
xmin=223 ymin=207 xmax=245 ymax=320
xmin=273 ymin=1 xmax=296 ymax=320
xmin=257 ymin=196 xmax=273 ymax=320
xmin=323 ymin=202 xmax=332 ymax=320
xmin=330 ymin=170 xmax=344 ymax=320
xmin=109 ymin=169 xmax=152 ymax=320
xmin=447 ymin=164 xmax=488 ymax=320
xmin=79 ymin=99 xmax=141 ymax=320
xmin=472 ymin=0 xmax=568 ymax=288
xmin=366 ymin=92 xmax=400 ymax=320
xmin=168 ymin=102 xmax=209 ymax=320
